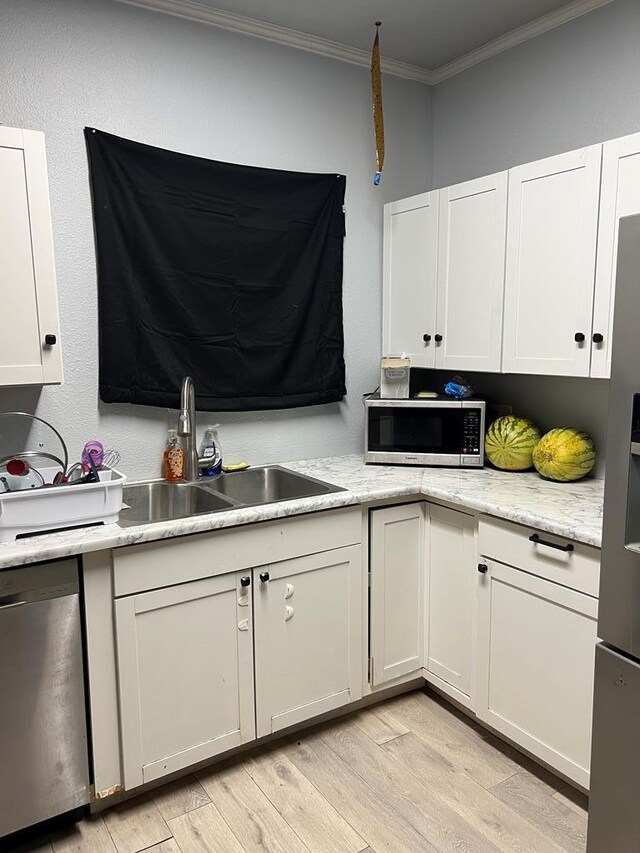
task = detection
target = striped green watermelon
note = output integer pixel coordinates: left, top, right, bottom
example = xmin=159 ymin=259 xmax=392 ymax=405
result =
xmin=532 ymin=429 xmax=596 ymax=482
xmin=485 ymin=416 xmax=541 ymax=471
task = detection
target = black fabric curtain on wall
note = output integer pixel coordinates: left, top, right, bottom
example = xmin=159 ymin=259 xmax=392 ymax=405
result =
xmin=85 ymin=129 xmax=347 ymax=411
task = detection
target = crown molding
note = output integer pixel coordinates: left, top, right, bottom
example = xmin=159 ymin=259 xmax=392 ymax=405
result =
xmin=115 ymin=0 xmax=436 ymax=85
xmin=431 ymin=0 xmax=615 ymax=83
xmin=116 ymin=0 xmax=615 ymax=87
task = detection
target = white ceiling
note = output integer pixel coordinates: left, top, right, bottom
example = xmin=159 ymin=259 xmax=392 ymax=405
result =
xmin=189 ymin=0 xmax=588 ymax=68
xmin=120 ymin=0 xmax=615 ymax=82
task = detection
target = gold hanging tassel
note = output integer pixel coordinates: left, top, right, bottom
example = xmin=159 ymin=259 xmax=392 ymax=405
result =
xmin=371 ymin=21 xmax=385 ymax=186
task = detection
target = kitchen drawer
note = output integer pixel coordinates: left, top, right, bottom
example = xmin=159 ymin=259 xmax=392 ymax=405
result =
xmin=113 ymin=506 xmax=361 ymax=597
xmin=478 ymin=515 xmax=600 ymax=597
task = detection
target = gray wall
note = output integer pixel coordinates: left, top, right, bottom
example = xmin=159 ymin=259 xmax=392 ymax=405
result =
xmin=0 ymin=0 xmax=432 ymax=480
xmin=432 ymin=0 xmax=640 ymax=188
xmin=427 ymin=0 xmax=640 ymax=475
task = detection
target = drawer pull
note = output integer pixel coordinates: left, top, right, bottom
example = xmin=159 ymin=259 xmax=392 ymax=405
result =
xmin=477 ymin=563 xmax=488 ymax=574
xmin=529 ymin=533 xmax=574 ymax=553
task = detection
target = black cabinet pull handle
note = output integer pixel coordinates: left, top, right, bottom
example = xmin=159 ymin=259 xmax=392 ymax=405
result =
xmin=259 ymin=571 xmax=270 ymax=583
xmin=434 ymin=334 xmax=443 ymax=343
xmin=529 ymin=533 xmax=574 ymax=553
xmin=574 ymin=332 xmax=585 ymax=343
xmin=478 ymin=563 xmax=488 ymax=574
xmin=592 ymin=333 xmax=604 ymax=344
xmin=44 ymin=334 xmax=57 ymax=346
xmin=240 ymin=576 xmax=251 ymax=587
xmin=423 ymin=334 xmax=432 ymax=343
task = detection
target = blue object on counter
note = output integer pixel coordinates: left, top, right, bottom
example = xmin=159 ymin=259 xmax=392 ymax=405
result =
xmin=199 ymin=425 xmax=222 ymax=476
xmin=444 ymin=376 xmax=474 ymax=399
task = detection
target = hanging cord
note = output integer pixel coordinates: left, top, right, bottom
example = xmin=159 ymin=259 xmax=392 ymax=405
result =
xmin=371 ymin=22 xmax=385 ymax=186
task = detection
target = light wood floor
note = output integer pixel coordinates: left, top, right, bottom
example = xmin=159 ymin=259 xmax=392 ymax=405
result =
xmin=16 ymin=688 xmax=588 ymax=853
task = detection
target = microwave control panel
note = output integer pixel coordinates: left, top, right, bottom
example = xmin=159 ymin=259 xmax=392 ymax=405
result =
xmin=462 ymin=410 xmax=482 ymax=455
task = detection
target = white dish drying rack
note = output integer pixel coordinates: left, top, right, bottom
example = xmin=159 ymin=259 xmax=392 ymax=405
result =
xmin=0 ymin=465 xmax=126 ymax=543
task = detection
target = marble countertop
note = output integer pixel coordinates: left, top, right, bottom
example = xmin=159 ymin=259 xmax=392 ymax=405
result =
xmin=0 ymin=455 xmax=604 ymax=569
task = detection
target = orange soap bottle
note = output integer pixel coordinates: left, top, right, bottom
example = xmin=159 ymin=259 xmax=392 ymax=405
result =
xmin=163 ymin=428 xmax=184 ymax=481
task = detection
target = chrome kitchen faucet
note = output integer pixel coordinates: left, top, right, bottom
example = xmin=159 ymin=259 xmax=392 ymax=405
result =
xmin=177 ymin=376 xmax=200 ymax=481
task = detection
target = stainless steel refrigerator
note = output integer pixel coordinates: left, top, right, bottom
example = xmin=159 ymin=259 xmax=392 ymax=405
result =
xmin=588 ymin=213 xmax=640 ymax=851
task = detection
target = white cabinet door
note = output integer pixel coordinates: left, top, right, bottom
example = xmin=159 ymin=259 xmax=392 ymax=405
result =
xmin=254 ymin=545 xmax=362 ymax=738
xmin=503 ymin=145 xmax=602 ymax=376
xmin=477 ymin=560 xmax=598 ymax=788
xmin=382 ymin=192 xmax=438 ymax=367
xmin=370 ymin=503 xmax=426 ymax=686
xmin=426 ymin=504 xmax=476 ymax=703
xmin=0 ymin=126 xmax=62 ymax=385
xmin=435 ymin=173 xmax=508 ymax=372
xmin=592 ymin=133 xmax=640 ymax=378
xmin=115 ymin=572 xmax=255 ymax=790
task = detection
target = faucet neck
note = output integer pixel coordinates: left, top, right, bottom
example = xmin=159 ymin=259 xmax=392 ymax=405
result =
xmin=178 ymin=376 xmax=199 ymax=481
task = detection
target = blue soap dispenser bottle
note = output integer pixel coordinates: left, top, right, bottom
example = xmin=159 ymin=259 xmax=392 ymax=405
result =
xmin=199 ymin=425 xmax=222 ymax=476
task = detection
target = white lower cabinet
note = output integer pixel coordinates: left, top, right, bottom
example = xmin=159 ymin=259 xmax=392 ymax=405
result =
xmin=108 ymin=500 xmax=599 ymax=795
xmin=369 ymin=503 xmax=426 ymax=686
xmin=115 ymin=572 xmax=255 ymax=790
xmin=253 ymin=545 xmax=363 ymax=737
xmin=110 ymin=509 xmax=363 ymax=791
xmin=369 ymin=501 xmax=477 ymax=705
xmin=425 ymin=504 xmax=476 ymax=703
xmin=476 ymin=560 xmax=598 ymax=788
xmin=370 ymin=502 xmax=599 ymax=787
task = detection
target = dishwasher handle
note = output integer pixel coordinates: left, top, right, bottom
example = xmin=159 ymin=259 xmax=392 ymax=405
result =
xmin=0 ymin=600 xmax=27 ymax=611
xmin=0 ymin=601 xmax=27 ymax=610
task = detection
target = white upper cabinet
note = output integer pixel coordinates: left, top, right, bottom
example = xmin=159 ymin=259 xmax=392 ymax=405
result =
xmin=384 ymin=133 xmax=638 ymax=379
xmin=502 ymin=145 xmax=603 ymax=376
xmin=592 ymin=132 xmax=640 ymax=379
xmin=382 ymin=192 xmax=438 ymax=367
xmin=436 ymin=173 xmax=508 ymax=372
xmin=0 ymin=126 xmax=62 ymax=386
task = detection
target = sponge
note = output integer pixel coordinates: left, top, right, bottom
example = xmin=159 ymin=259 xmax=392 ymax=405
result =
xmin=222 ymin=461 xmax=250 ymax=473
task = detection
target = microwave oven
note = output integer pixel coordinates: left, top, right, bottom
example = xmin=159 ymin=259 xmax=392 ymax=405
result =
xmin=364 ymin=395 xmax=486 ymax=467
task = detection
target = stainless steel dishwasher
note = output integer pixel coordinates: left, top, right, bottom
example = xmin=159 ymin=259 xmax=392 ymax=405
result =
xmin=0 ymin=559 xmax=91 ymax=839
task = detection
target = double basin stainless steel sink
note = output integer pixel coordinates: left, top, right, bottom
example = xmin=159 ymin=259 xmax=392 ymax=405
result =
xmin=119 ymin=465 xmax=344 ymax=527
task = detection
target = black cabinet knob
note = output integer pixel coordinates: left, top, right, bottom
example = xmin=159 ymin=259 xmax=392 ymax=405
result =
xmin=44 ymin=334 xmax=57 ymax=346
xmin=592 ymin=333 xmax=604 ymax=344
xmin=423 ymin=334 xmax=432 ymax=343
xmin=478 ymin=563 xmax=488 ymax=574
xmin=434 ymin=334 xmax=443 ymax=343
xmin=574 ymin=332 xmax=585 ymax=343
xmin=259 ymin=571 xmax=270 ymax=583
xmin=240 ymin=576 xmax=251 ymax=587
